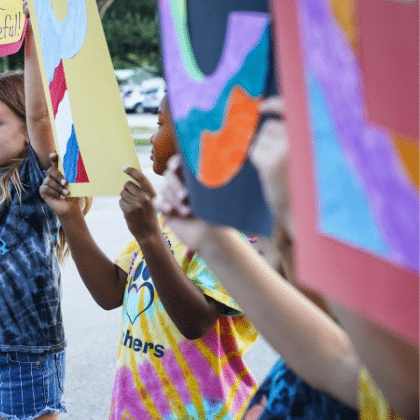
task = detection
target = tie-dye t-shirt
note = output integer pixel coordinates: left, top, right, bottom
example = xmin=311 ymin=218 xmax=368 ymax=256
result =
xmin=110 ymin=217 xmax=258 ymax=420
xmin=358 ymin=367 xmax=402 ymax=420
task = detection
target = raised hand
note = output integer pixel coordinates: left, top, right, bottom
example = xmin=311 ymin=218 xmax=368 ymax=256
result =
xmin=154 ymin=155 xmax=220 ymax=253
xmin=39 ymin=152 xmax=80 ymax=217
xmin=119 ymin=167 xmax=160 ymax=241
xmin=22 ymin=0 xmax=29 ymax=17
xmin=154 ymin=155 xmax=189 ymax=216
xmin=249 ymin=96 xmax=292 ymax=234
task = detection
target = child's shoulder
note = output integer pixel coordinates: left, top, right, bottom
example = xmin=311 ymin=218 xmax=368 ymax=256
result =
xmin=20 ymin=144 xmax=47 ymax=186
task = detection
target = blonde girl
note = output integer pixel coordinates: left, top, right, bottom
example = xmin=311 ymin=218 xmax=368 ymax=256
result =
xmin=0 ymin=10 xmax=90 ymax=418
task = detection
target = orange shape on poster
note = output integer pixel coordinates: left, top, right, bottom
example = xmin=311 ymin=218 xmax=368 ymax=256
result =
xmin=329 ymin=0 xmax=360 ymax=54
xmin=393 ymin=132 xmax=419 ymax=188
xmin=199 ymin=87 xmax=261 ymax=188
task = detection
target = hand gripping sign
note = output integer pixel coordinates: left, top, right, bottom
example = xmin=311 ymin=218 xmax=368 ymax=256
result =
xmin=0 ymin=0 xmax=28 ymax=56
xmin=27 ymin=0 xmax=140 ymax=196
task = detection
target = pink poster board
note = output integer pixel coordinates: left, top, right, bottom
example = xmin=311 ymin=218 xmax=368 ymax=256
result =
xmin=270 ymin=0 xmax=419 ymax=344
xmin=357 ymin=0 xmax=419 ymax=140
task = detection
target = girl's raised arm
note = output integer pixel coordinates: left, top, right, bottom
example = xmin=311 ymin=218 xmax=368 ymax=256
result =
xmin=23 ymin=1 xmax=55 ymax=169
xmin=156 ymin=155 xmax=361 ymax=410
xmin=197 ymin=227 xmax=360 ymax=409
xmin=40 ymin=153 xmax=128 ymax=310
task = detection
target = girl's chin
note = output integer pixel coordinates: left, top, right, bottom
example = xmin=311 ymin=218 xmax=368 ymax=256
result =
xmin=153 ymin=164 xmax=165 ymax=176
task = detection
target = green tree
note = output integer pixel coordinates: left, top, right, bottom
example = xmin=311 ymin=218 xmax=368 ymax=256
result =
xmin=1 ymin=0 xmax=161 ymax=73
xmin=102 ymin=0 xmax=161 ymax=73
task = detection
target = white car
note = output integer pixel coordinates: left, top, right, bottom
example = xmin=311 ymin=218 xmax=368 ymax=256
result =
xmin=142 ymin=84 xmax=167 ymax=114
xmin=121 ymin=85 xmax=147 ymax=113
xmin=121 ymin=78 xmax=166 ymax=114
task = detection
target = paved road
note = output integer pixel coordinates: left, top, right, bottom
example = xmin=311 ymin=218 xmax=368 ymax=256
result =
xmin=60 ymin=113 xmax=279 ymax=419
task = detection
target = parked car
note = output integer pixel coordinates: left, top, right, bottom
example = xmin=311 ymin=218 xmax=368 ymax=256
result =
xmin=142 ymin=83 xmax=167 ymax=114
xmin=121 ymin=85 xmax=147 ymax=113
xmin=121 ymin=78 xmax=166 ymax=114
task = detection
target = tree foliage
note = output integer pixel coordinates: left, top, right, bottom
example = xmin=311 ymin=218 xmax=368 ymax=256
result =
xmin=1 ymin=0 xmax=161 ymax=74
xmin=102 ymin=0 xmax=161 ymax=72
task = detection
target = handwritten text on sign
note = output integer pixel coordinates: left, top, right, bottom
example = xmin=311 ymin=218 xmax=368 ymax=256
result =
xmin=0 ymin=0 xmax=25 ymax=45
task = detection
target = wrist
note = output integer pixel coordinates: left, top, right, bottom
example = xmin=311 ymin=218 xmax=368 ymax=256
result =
xmin=135 ymin=228 xmax=162 ymax=249
xmin=58 ymin=205 xmax=83 ymax=224
xmin=24 ymin=23 xmax=33 ymax=41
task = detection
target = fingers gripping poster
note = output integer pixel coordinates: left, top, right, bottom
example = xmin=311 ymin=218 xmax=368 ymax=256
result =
xmin=27 ymin=0 xmax=140 ymax=196
xmin=158 ymin=0 xmax=275 ymax=236
xmin=0 ymin=0 xmax=28 ymax=56
xmin=271 ymin=0 xmax=419 ymax=343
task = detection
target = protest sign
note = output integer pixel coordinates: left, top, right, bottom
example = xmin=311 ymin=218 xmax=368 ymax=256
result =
xmin=271 ymin=0 xmax=419 ymax=343
xmin=27 ymin=0 xmax=139 ymax=196
xmin=158 ymin=0 xmax=275 ymax=235
xmin=0 ymin=0 xmax=27 ymax=57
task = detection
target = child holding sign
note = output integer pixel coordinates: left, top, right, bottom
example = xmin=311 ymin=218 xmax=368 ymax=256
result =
xmin=0 ymin=3 xmax=91 ymax=418
xmin=0 ymin=71 xmax=65 ymax=420
xmin=40 ymin=96 xmax=258 ymax=420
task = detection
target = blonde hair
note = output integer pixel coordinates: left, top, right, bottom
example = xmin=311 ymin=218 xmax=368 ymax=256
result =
xmin=0 ymin=157 xmax=27 ymax=205
xmin=0 ymin=71 xmax=27 ymax=205
xmin=56 ymin=197 xmax=93 ymax=264
xmin=0 ymin=71 xmax=92 ymax=264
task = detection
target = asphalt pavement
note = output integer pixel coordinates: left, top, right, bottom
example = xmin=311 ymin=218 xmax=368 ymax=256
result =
xmin=59 ymin=112 xmax=279 ymax=419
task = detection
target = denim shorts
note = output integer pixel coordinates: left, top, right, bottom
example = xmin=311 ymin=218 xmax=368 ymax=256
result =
xmin=0 ymin=350 xmax=66 ymax=420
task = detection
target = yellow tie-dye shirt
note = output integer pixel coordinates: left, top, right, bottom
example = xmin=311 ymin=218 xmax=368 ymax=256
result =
xmin=358 ymin=367 xmax=403 ymax=420
xmin=109 ymin=216 xmax=258 ymax=420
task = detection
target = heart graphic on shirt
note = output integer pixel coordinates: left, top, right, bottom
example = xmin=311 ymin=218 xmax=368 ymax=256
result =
xmin=126 ymin=282 xmax=155 ymax=325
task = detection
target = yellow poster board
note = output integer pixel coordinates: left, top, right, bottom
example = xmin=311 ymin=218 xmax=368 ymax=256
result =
xmin=27 ymin=0 xmax=140 ymax=196
xmin=0 ymin=0 xmax=27 ymax=56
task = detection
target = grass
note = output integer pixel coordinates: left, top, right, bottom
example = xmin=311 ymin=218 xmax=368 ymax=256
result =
xmin=130 ymin=126 xmax=152 ymax=132
xmin=131 ymin=125 xmax=153 ymax=146
xmin=133 ymin=138 xmax=151 ymax=147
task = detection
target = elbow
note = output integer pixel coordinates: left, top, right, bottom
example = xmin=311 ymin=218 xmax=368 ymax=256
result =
xmin=300 ymin=337 xmax=361 ymax=410
xmin=172 ymin=304 xmax=220 ymax=340
xmin=179 ymin=321 xmax=213 ymax=340
xmin=184 ymin=332 xmax=202 ymax=340
xmin=180 ymin=326 xmax=206 ymax=341
xmin=101 ymin=301 xmax=121 ymax=311
xmin=93 ymin=295 xmax=123 ymax=311
xmin=89 ymin=275 xmax=125 ymax=311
